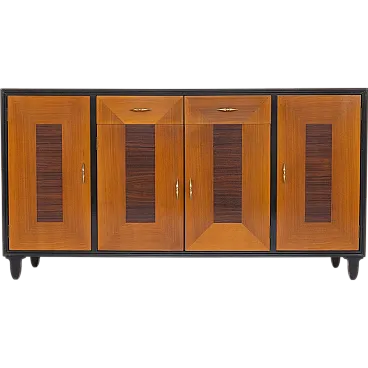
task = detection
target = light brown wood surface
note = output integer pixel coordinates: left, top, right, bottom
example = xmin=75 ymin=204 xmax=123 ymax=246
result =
xmin=242 ymin=124 xmax=270 ymax=249
xmin=185 ymin=96 xmax=271 ymax=125
xmin=277 ymin=95 xmax=361 ymax=250
xmin=185 ymin=124 xmax=214 ymax=249
xmin=8 ymin=96 xmax=91 ymax=250
xmin=97 ymin=96 xmax=183 ymax=125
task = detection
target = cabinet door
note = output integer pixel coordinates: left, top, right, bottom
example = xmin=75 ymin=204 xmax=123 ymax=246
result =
xmin=277 ymin=95 xmax=361 ymax=251
xmin=185 ymin=96 xmax=271 ymax=251
xmin=8 ymin=96 xmax=91 ymax=250
xmin=97 ymin=96 xmax=184 ymax=251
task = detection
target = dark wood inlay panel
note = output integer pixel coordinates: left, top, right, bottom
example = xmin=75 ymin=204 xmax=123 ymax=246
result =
xmin=36 ymin=124 xmax=63 ymax=222
xmin=305 ymin=124 xmax=332 ymax=222
xmin=213 ymin=124 xmax=242 ymax=223
xmin=126 ymin=124 xmax=156 ymax=223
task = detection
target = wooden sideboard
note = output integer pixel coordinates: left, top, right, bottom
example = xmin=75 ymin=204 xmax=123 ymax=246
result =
xmin=1 ymin=89 xmax=367 ymax=280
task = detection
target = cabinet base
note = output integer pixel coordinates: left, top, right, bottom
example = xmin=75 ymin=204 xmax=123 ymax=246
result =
xmin=4 ymin=253 xmax=368 ymax=281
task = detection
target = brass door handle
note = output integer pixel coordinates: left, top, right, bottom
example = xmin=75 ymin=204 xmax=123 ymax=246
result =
xmin=189 ymin=178 xmax=193 ymax=199
xmin=282 ymin=163 xmax=286 ymax=183
xmin=175 ymin=179 xmax=179 ymax=199
xmin=82 ymin=163 xmax=85 ymax=184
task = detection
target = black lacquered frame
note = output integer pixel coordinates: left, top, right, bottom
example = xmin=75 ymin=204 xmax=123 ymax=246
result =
xmin=1 ymin=88 xmax=368 ymax=268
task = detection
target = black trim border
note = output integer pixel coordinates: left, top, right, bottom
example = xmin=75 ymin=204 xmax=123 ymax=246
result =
xmin=270 ymin=95 xmax=277 ymax=252
xmin=1 ymin=88 xmax=367 ymax=258
xmin=359 ymin=90 xmax=367 ymax=257
xmin=1 ymin=90 xmax=9 ymax=256
xmin=1 ymin=88 xmax=367 ymax=96
xmin=90 ymin=95 xmax=98 ymax=252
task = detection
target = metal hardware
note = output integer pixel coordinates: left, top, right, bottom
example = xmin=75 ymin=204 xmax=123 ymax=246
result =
xmin=189 ymin=178 xmax=193 ymax=199
xmin=82 ymin=163 xmax=85 ymax=183
xmin=175 ymin=179 xmax=179 ymax=199
xmin=217 ymin=107 xmax=238 ymax=112
xmin=282 ymin=163 xmax=286 ymax=183
xmin=130 ymin=108 xmax=151 ymax=112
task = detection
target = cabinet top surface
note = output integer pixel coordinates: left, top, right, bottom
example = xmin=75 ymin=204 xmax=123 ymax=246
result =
xmin=1 ymin=88 xmax=367 ymax=96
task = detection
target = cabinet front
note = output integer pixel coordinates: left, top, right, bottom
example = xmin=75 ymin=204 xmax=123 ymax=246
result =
xmin=277 ymin=95 xmax=361 ymax=251
xmin=8 ymin=96 xmax=91 ymax=250
xmin=185 ymin=96 xmax=271 ymax=251
xmin=97 ymin=96 xmax=184 ymax=251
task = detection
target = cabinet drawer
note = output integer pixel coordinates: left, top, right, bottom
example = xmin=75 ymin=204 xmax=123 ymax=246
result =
xmin=185 ymin=96 xmax=271 ymax=125
xmin=97 ymin=96 xmax=183 ymax=125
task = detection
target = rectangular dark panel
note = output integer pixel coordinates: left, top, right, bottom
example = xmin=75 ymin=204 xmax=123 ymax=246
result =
xmin=36 ymin=124 xmax=63 ymax=222
xmin=305 ymin=124 xmax=332 ymax=222
xmin=213 ymin=124 xmax=242 ymax=223
xmin=126 ymin=125 xmax=155 ymax=223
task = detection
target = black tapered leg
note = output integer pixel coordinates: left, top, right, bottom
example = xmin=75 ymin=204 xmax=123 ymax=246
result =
xmin=330 ymin=257 xmax=341 ymax=268
xmin=30 ymin=257 xmax=40 ymax=268
xmin=9 ymin=257 xmax=23 ymax=280
xmin=347 ymin=258 xmax=361 ymax=280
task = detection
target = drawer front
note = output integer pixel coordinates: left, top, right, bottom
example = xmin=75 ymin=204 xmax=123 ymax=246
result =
xmin=185 ymin=96 xmax=271 ymax=125
xmin=97 ymin=96 xmax=183 ymax=125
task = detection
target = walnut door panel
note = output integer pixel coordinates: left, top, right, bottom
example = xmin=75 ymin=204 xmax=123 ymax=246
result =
xmin=97 ymin=97 xmax=184 ymax=251
xmin=277 ymin=95 xmax=361 ymax=251
xmin=8 ymin=96 xmax=91 ymax=250
xmin=185 ymin=96 xmax=271 ymax=251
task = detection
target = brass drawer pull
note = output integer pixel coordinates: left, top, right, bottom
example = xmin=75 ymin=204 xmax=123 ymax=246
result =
xmin=217 ymin=107 xmax=238 ymax=112
xmin=189 ymin=178 xmax=193 ymax=199
xmin=282 ymin=163 xmax=286 ymax=183
xmin=130 ymin=108 xmax=151 ymax=112
xmin=175 ymin=179 xmax=179 ymax=199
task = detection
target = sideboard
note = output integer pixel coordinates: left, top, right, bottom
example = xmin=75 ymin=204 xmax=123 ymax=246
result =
xmin=1 ymin=89 xmax=367 ymax=280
